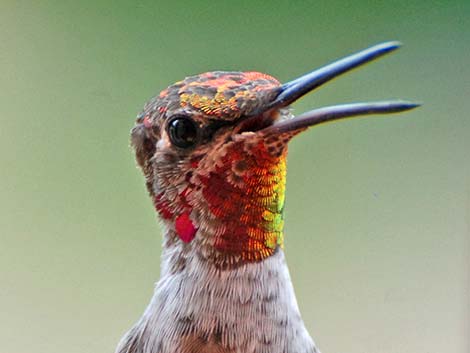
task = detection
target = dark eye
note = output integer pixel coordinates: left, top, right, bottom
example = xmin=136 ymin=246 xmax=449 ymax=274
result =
xmin=167 ymin=116 xmax=200 ymax=148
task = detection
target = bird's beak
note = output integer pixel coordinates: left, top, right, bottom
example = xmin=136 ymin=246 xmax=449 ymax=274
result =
xmin=257 ymin=41 xmax=419 ymax=137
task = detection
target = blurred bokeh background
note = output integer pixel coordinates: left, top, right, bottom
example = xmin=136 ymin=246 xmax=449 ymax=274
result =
xmin=1 ymin=1 xmax=469 ymax=353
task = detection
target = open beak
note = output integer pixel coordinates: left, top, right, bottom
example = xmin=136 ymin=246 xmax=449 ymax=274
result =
xmin=258 ymin=41 xmax=420 ymax=136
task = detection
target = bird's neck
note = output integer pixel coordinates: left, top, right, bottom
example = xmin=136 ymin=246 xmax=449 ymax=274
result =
xmin=117 ymin=238 xmax=316 ymax=353
xmin=154 ymin=136 xmax=288 ymax=265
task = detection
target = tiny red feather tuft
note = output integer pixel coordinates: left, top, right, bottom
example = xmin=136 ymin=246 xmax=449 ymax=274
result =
xmin=175 ymin=213 xmax=197 ymax=243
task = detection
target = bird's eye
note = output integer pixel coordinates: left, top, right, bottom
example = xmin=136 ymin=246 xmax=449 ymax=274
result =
xmin=167 ymin=116 xmax=200 ymax=148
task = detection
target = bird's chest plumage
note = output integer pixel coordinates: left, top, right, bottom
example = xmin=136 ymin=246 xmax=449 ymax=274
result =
xmin=116 ymin=249 xmax=317 ymax=353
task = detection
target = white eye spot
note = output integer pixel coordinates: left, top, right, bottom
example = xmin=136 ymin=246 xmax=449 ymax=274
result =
xmin=157 ymin=132 xmax=172 ymax=150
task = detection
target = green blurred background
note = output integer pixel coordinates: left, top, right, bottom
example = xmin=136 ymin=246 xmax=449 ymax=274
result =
xmin=1 ymin=1 xmax=468 ymax=352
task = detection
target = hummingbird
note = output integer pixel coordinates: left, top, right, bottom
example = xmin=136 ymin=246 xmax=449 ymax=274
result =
xmin=116 ymin=41 xmax=418 ymax=353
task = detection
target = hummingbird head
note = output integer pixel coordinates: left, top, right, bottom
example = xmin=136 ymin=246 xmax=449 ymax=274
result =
xmin=131 ymin=42 xmax=418 ymax=268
